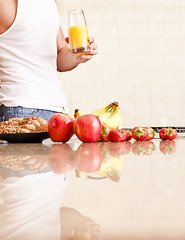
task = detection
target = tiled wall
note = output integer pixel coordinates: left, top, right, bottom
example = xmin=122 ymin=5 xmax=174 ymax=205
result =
xmin=57 ymin=0 xmax=185 ymax=128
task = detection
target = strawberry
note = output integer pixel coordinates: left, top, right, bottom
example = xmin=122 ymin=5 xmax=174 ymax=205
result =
xmin=145 ymin=127 xmax=155 ymax=140
xmin=132 ymin=127 xmax=147 ymax=141
xmin=159 ymin=128 xmax=168 ymax=140
xmin=100 ymin=133 xmax=109 ymax=142
xmin=100 ymin=126 xmax=110 ymax=142
xmin=120 ymin=128 xmax=128 ymax=141
xmin=166 ymin=128 xmax=177 ymax=140
xmin=159 ymin=127 xmax=177 ymax=140
xmin=123 ymin=129 xmax=133 ymax=141
xmin=107 ymin=129 xmax=122 ymax=142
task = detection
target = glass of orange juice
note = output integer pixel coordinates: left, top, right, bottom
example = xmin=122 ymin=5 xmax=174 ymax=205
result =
xmin=68 ymin=9 xmax=90 ymax=56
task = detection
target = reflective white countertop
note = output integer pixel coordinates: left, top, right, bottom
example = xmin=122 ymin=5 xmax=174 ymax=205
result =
xmin=0 ymin=137 xmax=184 ymax=240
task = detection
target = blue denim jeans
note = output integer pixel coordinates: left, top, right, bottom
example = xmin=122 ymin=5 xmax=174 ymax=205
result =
xmin=0 ymin=105 xmax=60 ymax=122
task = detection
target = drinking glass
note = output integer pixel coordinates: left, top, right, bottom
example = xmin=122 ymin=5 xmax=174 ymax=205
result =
xmin=68 ymin=9 xmax=90 ymax=56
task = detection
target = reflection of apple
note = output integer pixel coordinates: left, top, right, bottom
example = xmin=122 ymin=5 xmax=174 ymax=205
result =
xmin=159 ymin=140 xmax=176 ymax=155
xmin=74 ymin=114 xmax=102 ymax=143
xmin=132 ymin=141 xmax=155 ymax=156
xmin=48 ymin=113 xmax=74 ymax=142
xmin=48 ymin=144 xmax=75 ymax=174
xmin=75 ymin=143 xmax=102 ymax=173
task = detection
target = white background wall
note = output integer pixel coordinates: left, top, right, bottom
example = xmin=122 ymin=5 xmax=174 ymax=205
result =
xmin=57 ymin=0 xmax=185 ymax=128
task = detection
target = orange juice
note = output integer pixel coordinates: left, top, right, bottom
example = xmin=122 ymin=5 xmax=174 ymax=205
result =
xmin=68 ymin=25 xmax=90 ymax=55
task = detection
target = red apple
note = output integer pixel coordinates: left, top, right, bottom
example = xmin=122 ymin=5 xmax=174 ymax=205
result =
xmin=75 ymin=143 xmax=103 ymax=173
xmin=73 ymin=114 xmax=102 ymax=143
xmin=48 ymin=113 xmax=75 ymax=142
xmin=48 ymin=143 xmax=75 ymax=174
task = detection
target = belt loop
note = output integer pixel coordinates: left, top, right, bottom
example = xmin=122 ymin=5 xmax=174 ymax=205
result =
xmin=18 ymin=106 xmax=23 ymax=116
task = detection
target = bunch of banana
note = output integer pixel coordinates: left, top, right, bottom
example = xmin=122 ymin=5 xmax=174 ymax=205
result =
xmin=74 ymin=101 xmax=123 ymax=130
xmin=74 ymin=109 xmax=86 ymax=119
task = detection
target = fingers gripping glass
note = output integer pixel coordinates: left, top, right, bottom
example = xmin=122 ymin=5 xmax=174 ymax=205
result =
xmin=68 ymin=9 xmax=90 ymax=56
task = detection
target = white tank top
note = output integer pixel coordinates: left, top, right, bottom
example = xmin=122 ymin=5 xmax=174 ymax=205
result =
xmin=0 ymin=0 xmax=68 ymax=113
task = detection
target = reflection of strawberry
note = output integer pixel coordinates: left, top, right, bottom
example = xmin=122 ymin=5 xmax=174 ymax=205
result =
xmin=145 ymin=141 xmax=156 ymax=155
xmin=132 ymin=141 xmax=148 ymax=156
xmin=106 ymin=142 xmax=125 ymax=157
xmin=132 ymin=141 xmax=155 ymax=156
xmin=159 ymin=140 xmax=176 ymax=154
xmin=122 ymin=141 xmax=132 ymax=155
xmin=106 ymin=141 xmax=133 ymax=156
xmin=132 ymin=127 xmax=147 ymax=141
xmin=145 ymin=127 xmax=155 ymax=140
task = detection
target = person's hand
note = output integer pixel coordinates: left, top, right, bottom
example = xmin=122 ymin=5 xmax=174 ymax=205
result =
xmin=65 ymin=36 xmax=98 ymax=63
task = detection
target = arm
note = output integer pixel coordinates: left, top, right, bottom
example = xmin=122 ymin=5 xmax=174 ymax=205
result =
xmin=56 ymin=27 xmax=98 ymax=72
xmin=56 ymin=28 xmax=79 ymax=72
xmin=0 ymin=0 xmax=17 ymax=35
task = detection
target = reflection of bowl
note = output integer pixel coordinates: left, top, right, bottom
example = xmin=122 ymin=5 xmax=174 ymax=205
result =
xmin=0 ymin=144 xmax=50 ymax=176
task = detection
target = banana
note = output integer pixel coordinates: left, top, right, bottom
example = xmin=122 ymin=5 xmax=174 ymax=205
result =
xmin=99 ymin=102 xmax=123 ymax=129
xmin=74 ymin=102 xmax=114 ymax=119
xmin=91 ymin=102 xmax=114 ymax=116
xmin=74 ymin=109 xmax=86 ymax=119
xmin=74 ymin=101 xmax=123 ymax=130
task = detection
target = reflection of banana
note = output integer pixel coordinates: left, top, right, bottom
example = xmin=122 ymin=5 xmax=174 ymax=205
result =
xmin=75 ymin=169 xmax=87 ymax=177
xmin=76 ymin=155 xmax=124 ymax=182
xmin=96 ymin=156 xmax=123 ymax=182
